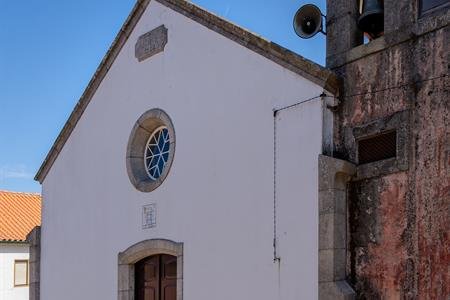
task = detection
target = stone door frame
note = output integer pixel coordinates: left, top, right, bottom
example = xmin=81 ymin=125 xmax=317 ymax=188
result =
xmin=118 ymin=239 xmax=183 ymax=300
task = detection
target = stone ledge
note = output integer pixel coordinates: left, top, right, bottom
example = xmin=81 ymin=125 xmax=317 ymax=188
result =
xmin=319 ymin=280 xmax=355 ymax=300
xmin=319 ymin=155 xmax=356 ymax=191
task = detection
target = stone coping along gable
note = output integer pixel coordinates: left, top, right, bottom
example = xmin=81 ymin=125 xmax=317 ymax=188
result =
xmin=35 ymin=0 xmax=339 ymax=183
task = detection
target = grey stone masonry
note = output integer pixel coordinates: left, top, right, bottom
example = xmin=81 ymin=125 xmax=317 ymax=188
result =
xmin=318 ymin=155 xmax=355 ymax=300
xmin=26 ymin=226 xmax=41 ymax=300
xmin=126 ymin=108 xmax=176 ymax=193
xmin=135 ymin=25 xmax=168 ymax=62
xmin=352 ymin=110 xmax=410 ymax=180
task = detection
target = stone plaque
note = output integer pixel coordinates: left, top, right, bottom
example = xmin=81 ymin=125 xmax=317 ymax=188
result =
xmin=135 ymin=25 xmax=168 ymax=62
xmin=142 ymin=204 xmax=157 ymax=229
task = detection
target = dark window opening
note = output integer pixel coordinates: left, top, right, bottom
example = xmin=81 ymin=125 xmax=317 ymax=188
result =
xmin=358 ymin=131 xmax=397 ymax=164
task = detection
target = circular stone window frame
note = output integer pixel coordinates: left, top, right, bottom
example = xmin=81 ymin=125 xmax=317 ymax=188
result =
xmin=126 ymin=108 xmax=175 ymax=192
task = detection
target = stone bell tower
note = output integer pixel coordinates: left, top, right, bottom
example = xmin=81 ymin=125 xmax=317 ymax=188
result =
xmin=325 ymin=0 xmax=449 ymax=298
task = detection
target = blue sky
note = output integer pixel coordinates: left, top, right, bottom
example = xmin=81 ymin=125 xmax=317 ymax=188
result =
xmin=0 ymin=0 xmax=326 ymax=193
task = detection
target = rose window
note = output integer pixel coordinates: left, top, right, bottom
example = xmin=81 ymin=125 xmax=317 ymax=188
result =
xmin=145 ymin=126 xmax=171 ymax=180
xmin=126 ymin=108 xmax=175 ymax=192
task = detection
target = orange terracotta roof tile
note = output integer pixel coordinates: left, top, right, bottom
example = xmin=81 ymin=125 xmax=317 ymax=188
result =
xmin=0 ymin=190 xmax=41 ymax=242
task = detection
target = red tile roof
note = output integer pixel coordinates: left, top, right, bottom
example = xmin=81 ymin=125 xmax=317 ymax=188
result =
xmin=0 ymin=190 xmax=41 ymax=242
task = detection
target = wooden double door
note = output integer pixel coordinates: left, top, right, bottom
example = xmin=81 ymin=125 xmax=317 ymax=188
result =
xmin=135 ymin=254 xmax=177 ymax=300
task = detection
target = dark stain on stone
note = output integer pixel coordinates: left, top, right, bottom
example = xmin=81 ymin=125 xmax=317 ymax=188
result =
xmin=327 ymin=1 xmax=449 ymax=297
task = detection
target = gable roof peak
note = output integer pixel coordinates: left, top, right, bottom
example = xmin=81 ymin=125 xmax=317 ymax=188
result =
xmin=35 ymin=0 xmax=339 ymax=184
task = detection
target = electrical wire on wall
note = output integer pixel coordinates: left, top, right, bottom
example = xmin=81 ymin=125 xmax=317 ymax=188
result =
xmin=273 ymin=109 xmax=279 ymax=262
xmin=272 ymin=93 xmax=325 ymax=263
xmin=270 ymin=73 xmax=447 ymax=263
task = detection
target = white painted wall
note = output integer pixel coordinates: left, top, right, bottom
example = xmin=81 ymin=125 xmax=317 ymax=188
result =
xmin=275 ymin=102 xmax=322 ymax=299
xmin=0 ymin=243 xmax=29 ymax=300
xmin=41 ymin=1 xmax=326 ymax=299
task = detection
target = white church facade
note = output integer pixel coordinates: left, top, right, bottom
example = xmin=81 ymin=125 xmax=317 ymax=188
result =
xmin=34 ymin=0 xmax=354 ymax=299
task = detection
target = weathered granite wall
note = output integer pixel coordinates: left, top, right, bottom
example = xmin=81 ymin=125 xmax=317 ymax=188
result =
xmin=326 ymin=0 xmax=449 ymax=298
xmin=27 ymin=226 xmax=41 ymax=300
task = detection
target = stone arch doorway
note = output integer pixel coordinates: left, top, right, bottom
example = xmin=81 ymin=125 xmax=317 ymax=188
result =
xmin=118 ymin=239 xmax=183 ymax=300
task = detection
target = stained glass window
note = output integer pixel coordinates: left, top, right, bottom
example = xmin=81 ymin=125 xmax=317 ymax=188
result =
xmin=145 ymin=126 xmax=171 ymax=180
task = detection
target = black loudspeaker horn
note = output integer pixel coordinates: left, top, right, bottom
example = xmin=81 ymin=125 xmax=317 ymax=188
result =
xmin=358 ymin=0 xmax=384 ymax=38
xmin=293 ymin=4 xmax=325 ymax=39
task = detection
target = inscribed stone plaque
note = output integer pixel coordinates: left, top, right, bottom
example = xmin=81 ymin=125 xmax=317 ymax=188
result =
xmin=142 ymin=204 xmax=157 ymax=229
xmin=135 ymin=25 xmax=168 ymax=62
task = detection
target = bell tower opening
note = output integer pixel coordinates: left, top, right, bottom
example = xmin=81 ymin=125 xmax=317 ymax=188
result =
xmin=358 ymin=0 xmax=385 ymax=42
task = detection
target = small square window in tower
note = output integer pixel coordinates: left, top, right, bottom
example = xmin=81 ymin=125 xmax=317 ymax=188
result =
xmin=358 ymin=131 xmax=397 ymax=164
